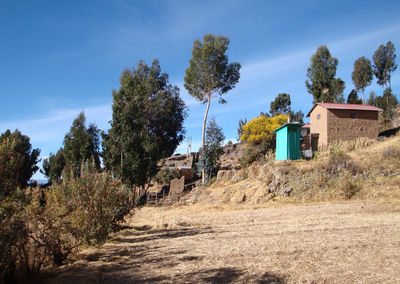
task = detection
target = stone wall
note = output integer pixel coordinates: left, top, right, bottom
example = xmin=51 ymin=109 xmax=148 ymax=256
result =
xmin=327 ymin=109 xmax=379 ymax=144
xmin=169 ymin=176 xmax=185 ymax=200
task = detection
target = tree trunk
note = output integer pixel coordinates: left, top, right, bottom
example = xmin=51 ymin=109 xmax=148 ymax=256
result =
xmin=201 ymin=94 xmax=211 ymax=184
xmin=120 ymin=149 xmax=123 ymax=172
xmin=362 ymin=89 xmax=365 ymax=105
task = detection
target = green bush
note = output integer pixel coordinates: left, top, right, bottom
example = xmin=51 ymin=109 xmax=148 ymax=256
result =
xmin=239 ymin=137 xmax=275 ymax=168
xmin=0 ymin=170 xmax=133 ymax=283
xmin=51 ymin=170 xmax=133 ymax=246
xmin=0 ymin=188 xmax=29 ymax=282
xmin=154 ymin=167 xmax=181 ymax=185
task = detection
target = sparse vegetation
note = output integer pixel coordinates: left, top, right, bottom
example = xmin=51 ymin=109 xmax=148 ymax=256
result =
xmin=0 ymin=166 xmax=133 ymax=282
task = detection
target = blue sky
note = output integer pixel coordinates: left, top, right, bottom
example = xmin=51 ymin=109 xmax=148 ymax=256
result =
xmin=1 ymin=0 xmax=399 ymax=180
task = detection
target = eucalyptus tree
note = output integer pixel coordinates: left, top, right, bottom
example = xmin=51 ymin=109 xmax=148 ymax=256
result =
xmin=305 ymin=45 xmax=345 ymax=103
xmin=41 ymin=148 xmax=65 ymax=183
xmin=352 ymin=57 xmax=373 ymax=104
xmin=103 ymin=59 xmax=186 ymax=189
xmin=270 ymin=93 xmax=291 ymax=115
xmin=0 ymin=129 xmax=40 ymax=194
xmin=63 ymin=112 xmax=101 ymax=177
xmin=373 ymin=41 xmax=397 ymax=89
xmin=184 ymin=34 xmax=241 ymax=183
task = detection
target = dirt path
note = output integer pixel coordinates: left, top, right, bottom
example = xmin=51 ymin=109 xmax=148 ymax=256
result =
xmin=47 ymin=202 xmax=400 ymax=283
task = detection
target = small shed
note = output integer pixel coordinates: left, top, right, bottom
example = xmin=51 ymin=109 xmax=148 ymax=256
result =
xmin=273 ymin=123 xmax=302 ymax=160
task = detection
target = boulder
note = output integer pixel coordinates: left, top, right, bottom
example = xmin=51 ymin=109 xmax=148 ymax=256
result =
xmin=216 ymin=169 xmax=236 ymax=182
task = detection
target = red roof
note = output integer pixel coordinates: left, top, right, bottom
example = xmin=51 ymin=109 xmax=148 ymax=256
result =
xmin=306 ymin=103 xmax=383 ymax=117
xmin=302 ymin=123 xmax=310 ymax=128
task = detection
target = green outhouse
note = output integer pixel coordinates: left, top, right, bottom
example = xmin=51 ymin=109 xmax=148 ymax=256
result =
xmin=272 ymin=123 xmax=301 ymax=160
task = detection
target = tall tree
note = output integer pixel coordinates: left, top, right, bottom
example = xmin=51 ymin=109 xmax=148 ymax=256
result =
xmin=197 ymin=118 xmax=225 ymax=182
xmin=376 ymin=88 xmax=399 ymax=121
xmin=305 ymin=45 xmax=345 ymax=103
xmin=0 ymin=129 xmax=40 ymax=194
xmin=63 ymin=112 xmax=101 ymax=177
xmin=41 ymin=148 xmax=65 ymax=183
xmin=347 ymin=89 xmax=362 ymax=104
xmin=184 ymin=34 xmax=241 ymax=183
xmin=290 ymin=110 xmax=304 ymax=124
xmin=269 ymin=93 xmax=303 ymax=123
xmin=352 ymin=57 xmax=373 ymax=103
xmin=270 ymin=93 xmax=291 ymax=115
xmin=367 ymin=91 xmax=376 ymax=106
xmin=373 ymin=41 xmax=397 ymax=89
xmin=103 ymin=59 xmax=186 ymax=189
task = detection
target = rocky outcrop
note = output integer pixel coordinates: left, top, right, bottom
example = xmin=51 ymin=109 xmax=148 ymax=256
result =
xmin=219 ymin=143 xmax=246 ymax=171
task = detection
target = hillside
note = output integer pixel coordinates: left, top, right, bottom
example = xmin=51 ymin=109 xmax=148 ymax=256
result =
xmin=183 ymin=134 xmax=400 ymax=206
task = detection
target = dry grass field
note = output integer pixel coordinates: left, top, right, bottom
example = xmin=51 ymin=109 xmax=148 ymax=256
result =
xmin=43 ymin=135 xmax=400 ymax=283
xmin=46 ymin=201 xmax=400 ymax=283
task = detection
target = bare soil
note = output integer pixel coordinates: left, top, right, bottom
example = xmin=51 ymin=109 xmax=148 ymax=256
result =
xmin=46 ymin=201 xmax=400 ymax=283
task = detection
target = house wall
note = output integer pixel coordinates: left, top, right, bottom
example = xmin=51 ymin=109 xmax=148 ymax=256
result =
xmin=309 ymin=105 xmax=328 ymax=147
xmin=326 ymin=109 xmax=379 ymax=144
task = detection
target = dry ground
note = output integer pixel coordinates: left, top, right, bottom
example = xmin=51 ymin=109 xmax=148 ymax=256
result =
xmin=46 ymin=201 xmax=400 ymax=283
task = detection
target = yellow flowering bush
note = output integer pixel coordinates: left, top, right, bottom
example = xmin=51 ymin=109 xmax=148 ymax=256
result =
xmin=240 ymin=114 xmax=288 ymax=144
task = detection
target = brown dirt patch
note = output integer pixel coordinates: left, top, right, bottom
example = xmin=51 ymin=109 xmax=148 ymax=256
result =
xmin=46 ymin=201 xmax=400 ymax=283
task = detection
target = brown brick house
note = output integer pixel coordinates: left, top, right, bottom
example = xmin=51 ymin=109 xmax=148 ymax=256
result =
xmin=306 ymin=103 xmax=382 ymax=149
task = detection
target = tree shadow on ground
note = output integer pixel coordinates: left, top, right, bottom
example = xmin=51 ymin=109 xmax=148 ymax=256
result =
xmin=43 ymin=226 xmax=285 ymax=284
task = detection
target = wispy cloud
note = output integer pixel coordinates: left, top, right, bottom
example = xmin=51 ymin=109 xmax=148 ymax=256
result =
xmin=0 ymin=104 xmax=112 ymax=152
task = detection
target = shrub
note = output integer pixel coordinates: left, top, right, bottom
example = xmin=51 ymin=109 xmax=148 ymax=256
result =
xmin=239 ymin=138 xmax=276 ymax=168
xmin=0 ymin=188 xmax=28 ymax=282
xmin=339 ymin=177 xmax=359 ymax=199
xmin=324 ymin=151 xmax=361 ymax=177
xmin=240 ymin=114 xmax=288 ymax=144
xmin=0 ymin=169 xmax=133 ymax=282
xmin=154 ymin=167 xmax=181 ymax=185
xmin=382 ymin=146 xmax=400 ymax=160
xmin=52 ymin=170 xmax=133 ymax=246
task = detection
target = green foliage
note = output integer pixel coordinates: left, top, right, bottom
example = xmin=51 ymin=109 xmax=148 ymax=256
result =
xmin=0 ymin=129 xmax=40 ymax=195
xmin=373 ymin=41 xmax=397 ymax=88
xmin=184 ymin=34 xmax=240 ymax=182
xmin=239 ymin=144 xmax=266 ymax=168
xmin=376 ymin=88 xmax=399 ymax=120
xmin=184 ymin=34 xmax=241 ymax=104
xmin=0 ymin=188 xmax=28 ymax=282
xmin=290 ymin=110 xmax=304 ymax=124
xmin=270 ymin=93 xmax=291 ymax=115
xmin=352 ymin=56 xmax=373 ymax=103
xmin=305 ymin=45 xmax=345 ymax=103
xmin=41 ymin=148 xmax=65 ymax=183
xmin=48 ymin=168 xmax=132 ymax=246
xmin=154 ymin=167 xmax=181 ymax=185
xmin=240 ymin=114 xmax=288 ymax=144
xmin=0 ymin=169 xmax=133 ymax=282
xmin=238 ymin=114 xmax=287 ymax=168
xmin=237 ymin=118 xmax=247 ymax=141
xmin=367 ymin=91 xmax=376 ymax=106
xmin=63 ymin=112 xmax=101 ymax=178
xmin=197 ymin=118 xmax=225 ymax=181
xmin=347 ymin=89 xmax=362 ymax=104
xmin=269 ymin=93 xmax=303 ymax=123
xmin=103 ymin=59 xmax=186 ymax=188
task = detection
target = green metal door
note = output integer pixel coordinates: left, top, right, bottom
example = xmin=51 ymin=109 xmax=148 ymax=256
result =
xmin=311 ymin=136 xmax=319 ymax=152
xmin=288 ymin=130 xmax=298 ymax=160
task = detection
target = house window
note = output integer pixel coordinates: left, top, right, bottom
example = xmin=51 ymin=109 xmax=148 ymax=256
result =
xmin=317 ymin=114 xmax=321 ymax=120
xmin=350 ymin=113 xmax=356 ymax=119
